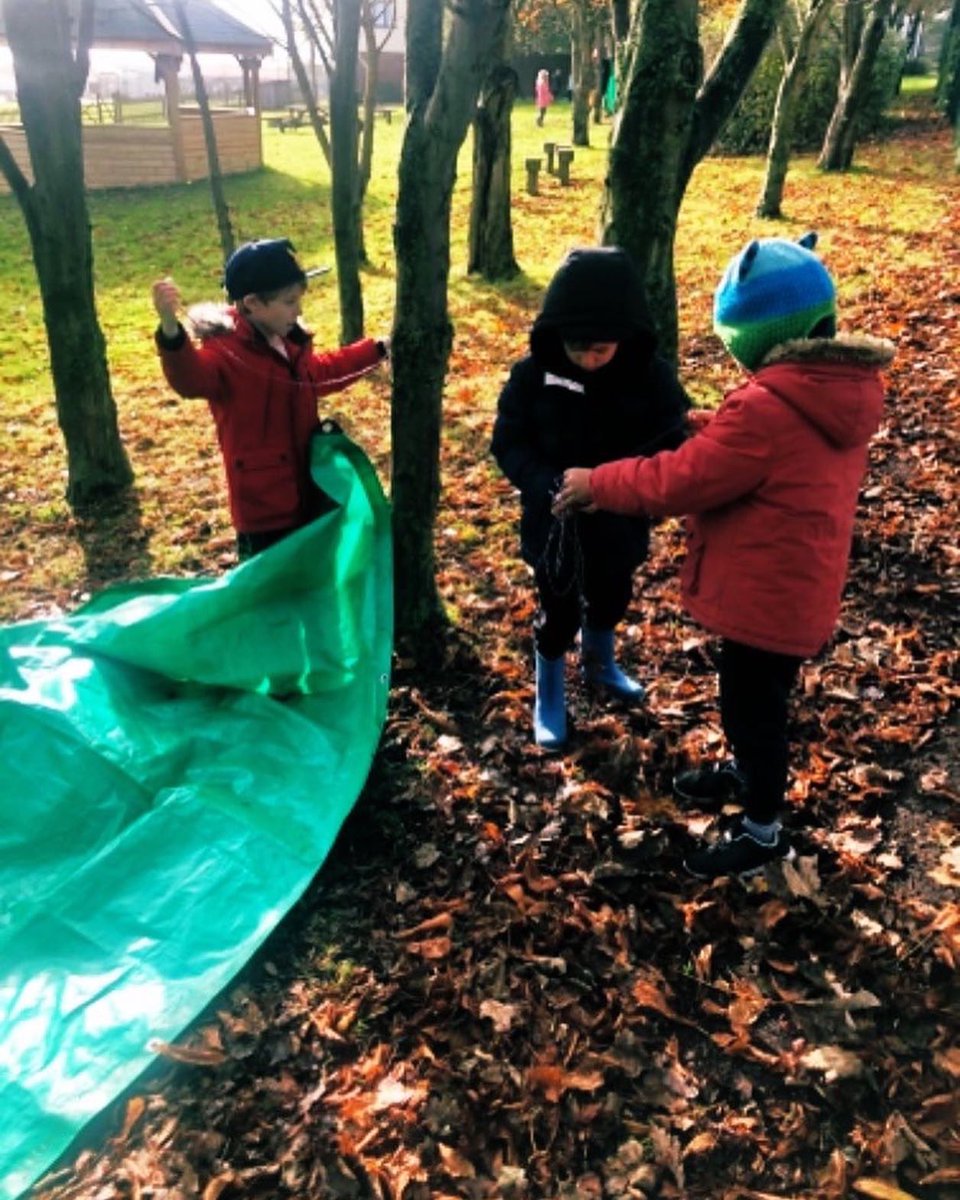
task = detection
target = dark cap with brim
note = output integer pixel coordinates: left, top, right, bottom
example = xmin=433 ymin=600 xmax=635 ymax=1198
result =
xmin=223 ymin=238 xmax=330 ymax=300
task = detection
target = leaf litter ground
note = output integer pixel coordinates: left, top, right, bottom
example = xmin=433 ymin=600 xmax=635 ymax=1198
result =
xmin=21 ymin=106 xmax=960 ymax=1200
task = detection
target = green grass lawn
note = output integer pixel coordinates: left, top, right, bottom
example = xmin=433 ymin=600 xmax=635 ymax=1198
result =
xmin=0 ymin=93 xmax=948 ymax=401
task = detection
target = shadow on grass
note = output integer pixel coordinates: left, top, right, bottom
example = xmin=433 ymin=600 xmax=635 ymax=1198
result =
xmin=74 ymin=488 xmax=153 ymax=595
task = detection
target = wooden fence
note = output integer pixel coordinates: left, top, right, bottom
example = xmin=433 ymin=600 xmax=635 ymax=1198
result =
xmin=0 ymin=110 xmax=261 ymax=193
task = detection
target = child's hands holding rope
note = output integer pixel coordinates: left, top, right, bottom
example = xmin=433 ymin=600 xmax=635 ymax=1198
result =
xmin=552 ymin=467 xmax=596 ymax=516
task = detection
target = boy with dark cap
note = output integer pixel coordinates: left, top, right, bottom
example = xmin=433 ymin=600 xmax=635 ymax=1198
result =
xmin=152 ymin=238 xmax=389 ymax=560
xmin=554 ymin=234 xmax=894 ymax=879
xmin=491 ymin=246 xmax=691 ymax=751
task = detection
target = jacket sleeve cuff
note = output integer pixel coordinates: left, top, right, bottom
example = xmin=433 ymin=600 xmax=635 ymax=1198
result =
xmin=155 ymin=323 xmax=186 ymax=350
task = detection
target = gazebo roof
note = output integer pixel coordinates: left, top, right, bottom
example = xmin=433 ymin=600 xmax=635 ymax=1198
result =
xmin=0 ymin=0 xmax=273 ymax=58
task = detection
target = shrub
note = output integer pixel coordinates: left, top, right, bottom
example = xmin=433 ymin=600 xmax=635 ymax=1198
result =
xmin=711 ymin=29 xmax=906 ymax=156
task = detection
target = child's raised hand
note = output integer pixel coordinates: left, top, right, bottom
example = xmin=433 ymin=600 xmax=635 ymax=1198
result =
xmin=553 ymin=467 xmax=596 ymax=515
xmin=152 ymin=277 xmax=181 ymax=333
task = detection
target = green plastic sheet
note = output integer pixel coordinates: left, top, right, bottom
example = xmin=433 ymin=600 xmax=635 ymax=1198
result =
xmin=0 ymin=429 xmax=392 ymax=1199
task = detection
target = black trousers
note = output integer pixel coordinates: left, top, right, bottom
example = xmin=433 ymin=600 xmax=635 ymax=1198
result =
xmin=533 ymin=556 xmax=634 ymax=659
xmin=719 ymin=639 xmax=804 ymax=825
xmin=236 ymin=527 xmax=295 ymax=561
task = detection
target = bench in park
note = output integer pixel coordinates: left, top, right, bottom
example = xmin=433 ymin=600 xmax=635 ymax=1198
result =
xmin=267 ymin=106 xmax=317 ymax=132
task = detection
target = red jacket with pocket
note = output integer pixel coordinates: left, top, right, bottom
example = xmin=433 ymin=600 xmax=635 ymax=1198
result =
xmin=157 ymin=305 xmax=382 ymax=534
xmin=589 ymin=336 xmax=893 ymax=657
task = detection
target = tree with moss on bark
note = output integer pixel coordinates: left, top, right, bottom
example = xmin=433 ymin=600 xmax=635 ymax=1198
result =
xmin=468 ymin=13 xmax=520 ymax=281
xmin=937 ymin=0 xmax=960 ymax=129
xmin=756 ymin=0 xmax=834 ymax=217
xmin=0 ymin=0 xmax=133 ymax=510
xmin=599 ymin=0 xmax=787 ymax=362
xmin=818 ymin=0 xmax=896 ymax=171
xmin=391 ymin=0 xmax=510 ymax=656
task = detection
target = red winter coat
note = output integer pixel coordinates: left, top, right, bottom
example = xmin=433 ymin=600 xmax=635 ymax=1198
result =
xmin=157 ymin=306 xmax=382 ymax=534
xmin=590 ymin=336 xmax=894 ymax=657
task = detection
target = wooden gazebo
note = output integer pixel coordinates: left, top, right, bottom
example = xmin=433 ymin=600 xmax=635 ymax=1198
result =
xmin=0 ymin=0 xmax=274 ymax=190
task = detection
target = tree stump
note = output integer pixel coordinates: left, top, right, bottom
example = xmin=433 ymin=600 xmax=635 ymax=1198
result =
xmin=543 ymin=141 xmax=556 ymax=173
xmin=557 ymin=146 xmax=574 ymax=186
xmin=525 ymin=157 xmax=542 ymax=195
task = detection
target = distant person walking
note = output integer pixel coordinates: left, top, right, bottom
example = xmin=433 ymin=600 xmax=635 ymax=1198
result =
xmin=535 ymin=68 xmax=554 ymax=126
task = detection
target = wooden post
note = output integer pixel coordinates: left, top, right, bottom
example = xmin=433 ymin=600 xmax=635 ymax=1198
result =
xmin=154 ymin=53 xmax=187 ymax=182
xmin=237 ymin=56 xmax=263 ymax=167
xmin=525 ymin=156 xmax=541 ymax=195
xmin=557 ymin=145 xmax=574 ymax=186
xmin=543 ymin=140 xmax=556 ymax=173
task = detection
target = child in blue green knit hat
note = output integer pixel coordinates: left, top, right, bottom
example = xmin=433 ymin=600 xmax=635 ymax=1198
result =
xmin=554 ymin=233 xmax=894 ymax=880
xmin=713 ymin=231 xmax=837 ymax=369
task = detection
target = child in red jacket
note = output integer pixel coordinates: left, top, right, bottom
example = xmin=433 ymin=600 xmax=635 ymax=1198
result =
xmin=554 ymin=233 xmax=894 ymax=879
xmin=152 ymin=238 xmax=389 ymax=560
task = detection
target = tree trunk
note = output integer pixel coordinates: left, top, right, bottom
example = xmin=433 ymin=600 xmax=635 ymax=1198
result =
xmin=819 ymin=0 xmax=893 ymax=170
xmin=570 ymin=4 xmax=594 ymax=147
xmin=599 ymin=0 xmax=784 ymax=361
xmin=937 ymin=0 xmax=960 ymax=124
xmin=284 ymin=0 xmax=332 ymax=166
xmin=757 ymin=0 xmax=832 ymax=218
xmin=174 ymin=0 xmax=235 ymax=261
xmin=610 ymin=0 xmax=630 ymax=44
xmin=391 ymin=0 xmax=509 ymax=656
xmin=331 ymin=0 xmax=364 ymax=343
xmin=609 ymin=0 xmax=631 ymax=99
xmin=0 ymin=0 xmax=132 ymax=508
xmin=598 ymin=0 xmax=699 ymax=361
xmin=357 ymin=7 xmax=384 ymax=266
xmin=468 ymin=63 xmax=519 ymax=279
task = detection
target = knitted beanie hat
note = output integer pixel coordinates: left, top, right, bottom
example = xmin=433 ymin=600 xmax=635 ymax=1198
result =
xmin=713 ymin=232 xmax=837 ymax=371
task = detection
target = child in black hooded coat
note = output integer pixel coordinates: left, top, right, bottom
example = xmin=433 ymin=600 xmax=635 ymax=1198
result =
xmin=491 ymin=246 xmax=690 ymax=750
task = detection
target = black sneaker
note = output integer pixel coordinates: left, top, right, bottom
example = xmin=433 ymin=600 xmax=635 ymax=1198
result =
xmin=684 ymin=816 xmax=795 ymax=880
xmin=673 ymin=759 xmax=746 ymax=808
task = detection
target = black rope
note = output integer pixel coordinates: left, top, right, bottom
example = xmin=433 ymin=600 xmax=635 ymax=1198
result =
xmin=535 ymin=415 xmax=691 ymax=596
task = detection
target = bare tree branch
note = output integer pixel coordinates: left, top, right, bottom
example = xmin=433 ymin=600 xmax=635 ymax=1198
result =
xmin=282 ymin=0 xmax=333 ymax=163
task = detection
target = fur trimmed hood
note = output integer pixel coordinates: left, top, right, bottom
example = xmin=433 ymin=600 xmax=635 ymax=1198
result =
xmin=753 ymin=333 xmax=891 ymax=449
xmin=759 ymin=333 xmax=895 ymax=370
xmin=184 ymin=302 xmax=236 ymax=340
xmin=184 ymin=302 xmax=312 ymax=346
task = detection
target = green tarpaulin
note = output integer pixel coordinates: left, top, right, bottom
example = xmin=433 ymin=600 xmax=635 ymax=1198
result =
xmin=0 ymin=428 xmax=392 ymax=1199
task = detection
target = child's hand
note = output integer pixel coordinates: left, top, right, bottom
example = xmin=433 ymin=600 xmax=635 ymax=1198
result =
xmin=687 ymin=408 xmax=714 ymax=432
xmin=152 ymin=277 xmax=181 ymax=335
xmin=552 ymin=467 xmax=596 ymax=515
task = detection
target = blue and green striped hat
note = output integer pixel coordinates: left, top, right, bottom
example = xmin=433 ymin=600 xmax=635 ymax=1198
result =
xmin=713 ymin=232 xmax=837 ymax=371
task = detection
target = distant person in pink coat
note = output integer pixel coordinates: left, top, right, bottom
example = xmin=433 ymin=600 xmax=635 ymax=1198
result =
xmin=553 ymin=234 xmax=894 ymax=881
xmin=535 ymin=68 xmax=554 ymax=126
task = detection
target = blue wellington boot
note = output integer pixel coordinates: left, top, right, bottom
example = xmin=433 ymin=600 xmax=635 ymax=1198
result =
xmin=534 ymin=651 xmax=567 ymax=751
xmin=581 ymin=627 xmax=645 ymax=703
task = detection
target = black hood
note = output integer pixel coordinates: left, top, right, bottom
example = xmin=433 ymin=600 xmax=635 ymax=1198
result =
xmin=530 ymin=246 xmax=658 ymax=367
